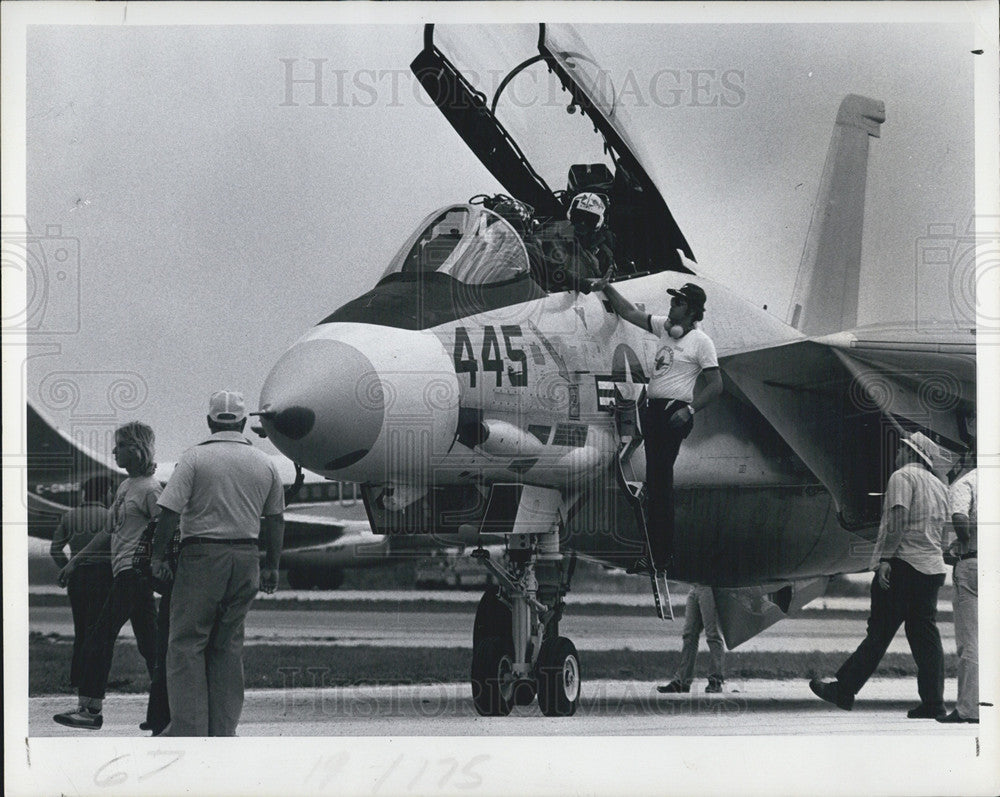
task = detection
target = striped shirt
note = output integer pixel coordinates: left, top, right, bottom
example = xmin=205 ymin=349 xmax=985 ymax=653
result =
xmin=872 ymin=462 xmax=948 ymax=575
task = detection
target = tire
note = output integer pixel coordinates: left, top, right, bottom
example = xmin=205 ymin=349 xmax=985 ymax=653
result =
xmin=286 ymin=567 xmax=312 ymax=590
xmin=316 ymin=567 xmax=345 ymax=591
xmin=471 ymin=636 xmax=515 ymax=716
xmin=536 ymin=636 xmax=581 ymax=717
xmin=473 ymin=587 xmax=512 ymax=650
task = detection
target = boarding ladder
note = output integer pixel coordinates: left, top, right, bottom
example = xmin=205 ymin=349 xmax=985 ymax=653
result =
xmin=611 ymin=387 xmax=673 ymax=621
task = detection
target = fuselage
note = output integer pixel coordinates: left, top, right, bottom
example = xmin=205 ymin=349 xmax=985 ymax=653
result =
xmin=259 ymin=241 xmax=878 ymax=587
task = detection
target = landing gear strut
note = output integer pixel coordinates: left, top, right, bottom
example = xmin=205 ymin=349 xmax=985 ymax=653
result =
xmin=469 ymin=531 xmax=580 ymax=717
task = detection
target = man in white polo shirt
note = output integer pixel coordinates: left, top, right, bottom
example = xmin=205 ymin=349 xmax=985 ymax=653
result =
xmin=594 ymin=279 xmax=723 ymax=573
xmin=150 ymin=390 xmax=285 ymax=736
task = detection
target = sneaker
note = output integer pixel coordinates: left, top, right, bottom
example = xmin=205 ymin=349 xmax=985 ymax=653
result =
xmin=808 ymin=678 xmax=854 ymax=711
xmin=907 ymin=703 xmax=946 ymax=719
xmin=705 ymin=678 xmax=724 ymax=694
xmin=626 ymin=555 xmax=653 ymax=575
xmin=657 ymin=680 xmax=690 ymax=694
xmin=53 ymin=708 xmax=103 ymax=730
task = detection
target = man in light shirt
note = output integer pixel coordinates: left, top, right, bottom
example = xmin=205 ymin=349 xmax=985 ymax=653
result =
xmin=810 ymin=432 xmax=948 ymax=718
xmin=150 ymin=391 xmax=285 ymax=736
xmin=939 ymin=455 xmax=978 ymax=724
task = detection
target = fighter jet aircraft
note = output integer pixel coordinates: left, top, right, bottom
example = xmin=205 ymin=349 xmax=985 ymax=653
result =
xmin=256 ymin=24 xmax=976 ymax=716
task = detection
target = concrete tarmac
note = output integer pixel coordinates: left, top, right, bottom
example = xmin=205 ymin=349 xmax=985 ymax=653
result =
xmin=31 ymin=678 xmax=978 ymax=737
xmin=30 ymin=603 xmax=957 ymax=653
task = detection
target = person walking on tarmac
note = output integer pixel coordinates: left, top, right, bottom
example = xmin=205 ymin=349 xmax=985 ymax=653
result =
xmin=939 ymin=453 xmax=978 ymax=724
xmin=149 ymin=390 xmax=285 ymax=737
xmin=591 ymin=279 xmax=723 ymax=573
xmin=810 ymin=432 xmax=949 ymax=717
xmin=49 ymin=475 xmax=115 ymax=689
xmin=658 ymin=584 xmax=726 ymax=693
xmin=53 ymin=423 xmax=161 ymax=730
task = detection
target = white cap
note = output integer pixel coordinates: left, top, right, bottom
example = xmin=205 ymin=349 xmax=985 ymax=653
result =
xmin=208 ymin=390 xmax=247 ymax=423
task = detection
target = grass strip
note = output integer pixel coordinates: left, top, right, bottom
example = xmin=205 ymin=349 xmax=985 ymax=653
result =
xmin=30 ymin=635 xmax=959 ymax=697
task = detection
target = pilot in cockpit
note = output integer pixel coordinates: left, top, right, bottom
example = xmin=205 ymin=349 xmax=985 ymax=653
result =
xmin=535 ymin=192 xmax=616 ymax=293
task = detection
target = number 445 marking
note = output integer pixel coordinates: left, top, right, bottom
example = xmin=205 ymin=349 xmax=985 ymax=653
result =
xmin=453 ymin=325 xmax=527 ymax=388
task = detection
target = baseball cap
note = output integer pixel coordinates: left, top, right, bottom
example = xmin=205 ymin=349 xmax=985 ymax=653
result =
xmin=667 ymin=282 xmax=707 ymax=310
xmin=900 ymin=431 xmax=941 ymax=470
xmin=209 ymin=390 xmax=247 ymax=423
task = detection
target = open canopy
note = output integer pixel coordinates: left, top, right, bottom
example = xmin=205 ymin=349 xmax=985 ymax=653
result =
xmin=410 ymin=23 xmax=695 ymax=276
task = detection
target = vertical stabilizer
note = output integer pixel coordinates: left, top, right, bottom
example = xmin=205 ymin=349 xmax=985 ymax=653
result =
xmin=787 ymin=95 xmax=885 ymax=335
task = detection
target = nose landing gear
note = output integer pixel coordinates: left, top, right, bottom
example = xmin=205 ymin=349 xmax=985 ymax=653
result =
xmin=469 ymin=535 xmax=580 ymax=717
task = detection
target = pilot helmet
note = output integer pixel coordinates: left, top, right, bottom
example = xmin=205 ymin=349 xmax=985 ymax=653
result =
xmin=567 ymin=192 xmax=606 ymax=232
xmin=492 ymin=198 xmax=534 ymax=236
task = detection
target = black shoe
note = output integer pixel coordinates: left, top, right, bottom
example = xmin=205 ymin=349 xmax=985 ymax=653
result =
xmin=626 ymin=555 xmax=653 ymax=575
xmin=907 ymin=704 xmax=946 ymax=719
xmin=657 ymin=680 xmax=690 ymax=694
xmin=139 ymin=720 xmax=151 ymax=731
xmin=809 ymin=678 xmax=854 ymax=711
xmin=705 ymin=677 xmax=724 ymax=694
xmin=936 ymin=709 xmax=978 ymax=724
xmin=53 ymin=708 xmax=103 ymax=729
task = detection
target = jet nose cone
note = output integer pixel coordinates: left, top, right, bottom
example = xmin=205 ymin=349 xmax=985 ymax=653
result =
xmin=259 ymin=338 xmax=383 ymax=472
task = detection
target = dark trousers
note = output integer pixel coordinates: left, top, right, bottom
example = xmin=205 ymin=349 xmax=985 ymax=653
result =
xmin=78 ymin=568 xmax=158 ymax=702
xmin=66 ymin=563 xmax=113 ymax=687
xmin=145 ymin=588 xmax=172 ymax=731
xmin=640 ymin=399 xmax=693 ymax=569
xmin=836 ymin=558 xmax=946 ymax=707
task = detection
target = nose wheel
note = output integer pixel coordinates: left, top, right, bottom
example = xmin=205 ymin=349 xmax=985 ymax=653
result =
xmin=536 ymin=636 xmax=581 ymax=717
xmin=469 ymin=542 xmax=580 ymax=717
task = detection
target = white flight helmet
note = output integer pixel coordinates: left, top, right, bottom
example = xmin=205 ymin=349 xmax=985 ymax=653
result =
xmin=567 ymin=192 xmax=606 ymax=231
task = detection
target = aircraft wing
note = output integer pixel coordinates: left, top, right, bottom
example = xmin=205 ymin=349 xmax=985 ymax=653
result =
xmin=721 ymin=324 xmax=975 ymax=528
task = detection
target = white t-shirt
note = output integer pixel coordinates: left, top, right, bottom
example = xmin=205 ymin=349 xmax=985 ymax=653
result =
xmin=645 ymin=316 xmax=718 ymax=402
xmin=109 ymin=476 xmax=162 ymax=576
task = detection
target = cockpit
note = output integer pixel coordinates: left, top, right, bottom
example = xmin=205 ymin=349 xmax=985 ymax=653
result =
xmin=320 ymin=203 xmax=545 ymax=331
xmin=382 ymin=205 xmax=530 ymax=286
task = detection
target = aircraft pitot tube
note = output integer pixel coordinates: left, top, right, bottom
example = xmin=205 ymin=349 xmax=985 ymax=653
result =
xmin=257 ymin=322 xmax=460 ymax=484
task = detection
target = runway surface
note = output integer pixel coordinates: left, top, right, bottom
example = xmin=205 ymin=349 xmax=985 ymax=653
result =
xmin=30 ymin=678 xmax=977 ymax=737
xmin=30 ymin=601 xmax=957 ymax=653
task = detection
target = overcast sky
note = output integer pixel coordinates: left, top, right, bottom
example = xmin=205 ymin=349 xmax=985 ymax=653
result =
xmin=20 ymin=12 xmax=982 ymax=462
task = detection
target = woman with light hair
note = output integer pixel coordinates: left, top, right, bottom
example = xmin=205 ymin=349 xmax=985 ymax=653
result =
xmin=53 ymin=421 xmax=161 ymax=731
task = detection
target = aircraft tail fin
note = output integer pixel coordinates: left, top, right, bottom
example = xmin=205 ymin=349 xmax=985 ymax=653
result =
xmin=787 ymin=95 xmax=885 ymax=335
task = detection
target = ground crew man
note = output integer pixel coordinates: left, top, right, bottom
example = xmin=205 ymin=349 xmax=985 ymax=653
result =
xmin=150 ymin=390 xmax=285 ymax=736
xmin=593 ymin=279 xmax=722 ymax=573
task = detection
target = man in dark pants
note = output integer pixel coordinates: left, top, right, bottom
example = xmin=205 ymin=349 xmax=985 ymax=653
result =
xmin=50 ymin=475 xmax=114 ymax=688
xmin=810 ymin=432 xmax=949 ymax=717
xmin=594 ymin=279 xmax=723 ymax=572
xmin=150 ymin=390 xmax=285 ymax=737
